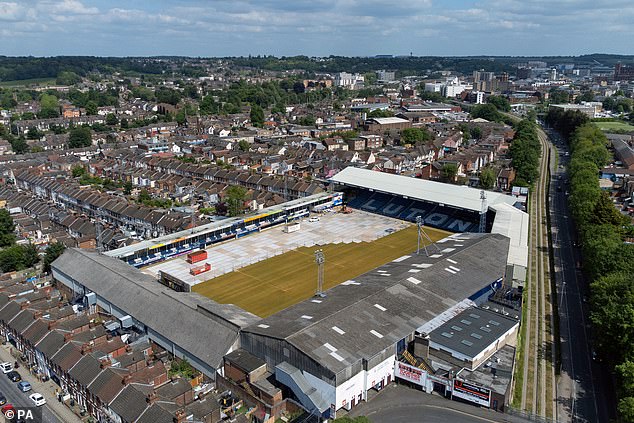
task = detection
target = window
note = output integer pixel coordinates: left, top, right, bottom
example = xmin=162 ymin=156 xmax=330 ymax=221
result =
xmin=451 ymin=325 xmax=463 ymax=332
xmin=471 ymin=333 xmax=483 ymax=340
xmin=469 ymin=313 xmax=481 ymax=319
xmin=480 ymin=326 xmax=492 ymax=333
xmin=461 ymin=340 xmax=473 ymax=347
xmin=460 ymin=319 xmax=472 ymax=325
xmin=489 ymin=320 xmax=500 ymax=326
xmin=441 ymin=332 xmax=453 ymax=338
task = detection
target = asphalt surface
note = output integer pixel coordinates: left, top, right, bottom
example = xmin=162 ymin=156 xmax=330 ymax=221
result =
xmin=546 ymin=128 xmax=615 ymax=423
xmin=349 ymin=384 xmax=532 ymax=423
xmin=0 ymin=368 xmax=61 ymax=423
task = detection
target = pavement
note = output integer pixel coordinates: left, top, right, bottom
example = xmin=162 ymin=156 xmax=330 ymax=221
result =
xmin=547 ymin=129 xmax=614 ymax=423
xmin=0 ymin=343 xmax=81 ymax=423
xmin=347 ymin=383 xmax=532 ymax=423
xmin=142 ymin=209 xmax=410 ymax=286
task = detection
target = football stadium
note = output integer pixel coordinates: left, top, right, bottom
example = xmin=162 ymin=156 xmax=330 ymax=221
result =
xmin=52 ymin=166 xmax=529 ymax=419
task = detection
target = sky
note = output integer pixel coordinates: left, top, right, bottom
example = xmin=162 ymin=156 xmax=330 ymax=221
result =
xmin=1 ymin=0 xmax=633 ymax=57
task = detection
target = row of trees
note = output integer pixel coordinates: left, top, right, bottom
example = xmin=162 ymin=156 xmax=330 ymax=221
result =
xmin=548 ymin=111 xmax=634 ymax=421
xmin=508 ymin=119 xmax=541 ymax=186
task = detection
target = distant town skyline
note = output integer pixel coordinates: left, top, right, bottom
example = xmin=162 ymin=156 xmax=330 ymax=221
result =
xmin=1 ymin=0 xmax=633 ymax=57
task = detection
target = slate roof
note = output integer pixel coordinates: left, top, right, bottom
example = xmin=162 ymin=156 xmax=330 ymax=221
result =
xmin=136 ymin=403 xmax=174 ymax=423
xmin=87 ymin=367 xmax=127 ymax=404
xmin=68 ymin=354 xmax=103 ymax=387
xmin=109 ymin=383 xmax=151 ymax=422
xmin=35 ymin=330 xmax=66 ymax=357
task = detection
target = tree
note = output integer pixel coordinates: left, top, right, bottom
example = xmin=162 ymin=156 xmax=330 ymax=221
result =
xmin=0 ymin=244 xmax=40 ymax=273
xmin=39 ymin=93 xmax=59 ymax=118
xmin=138 ymin=189 xmax=152 ymax=203
xmin=591 ymin=271 xmax=634 ymax=363
xmin=470 ymin=126 xmax=483 ymax=140
xmin=123 ymin=181 xmax=133 ymax=195
xmin=68 ymin=126 xmax=92 ymax=149
xmin=479 ymin=167 xmax=496 ymax=189
xmin=591 ymin=191 xmax=628 ymax=227
xmin=105 ymin=113 xmax=118 ymax=126
xmin=199 ymin=95 xmax=219 ymax=115
xmin=238 ymin=140 xmax=250 ymax=152
xmin=9 ymin=136 xmax=29 ymax=154
xmin=486 ymin=95 xmax=511 ymax=112
xmin=470 ymin=103 xmax=502 ymax=122
xmin=250 ymin=104 xmax=264 ymax=127
xmin=56 ymin=71 xmax=81 ymax=85
xmin=0 ymin=209 xmax=16 ymax=248
xmin=71 ymin=165 xmax=87 ymax=178
xmin=441 ymin=163 xmax=459 ymax=182
xmin=225 ymin=186 xmax=247 ymax=217
xmin=43 ymin=242 xmax=66 ymax=273
xmin=549 ymin=88 xmax=570 ymax=104
xmin=85 ymin=101 xmax=98 ymax=116
xmin=292 ymin=81 xmax=305 ymax=94
xmin=400 ymin=127 xmax=433 ymax=145
xmin=618 ymin=397 xmax=634 ymax=423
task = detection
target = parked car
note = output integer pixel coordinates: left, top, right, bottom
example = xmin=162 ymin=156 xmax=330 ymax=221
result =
xmin=308 ymin=217 xmax=319 ymax=222
xmin=0 ymin=392 xmax=5 ymax=405
xmin=0 ymin=363 xmax=11 ymax=374
xmin=29 ymin=393 xmax=46 ymax=407
xmin=0 ymin=404 xmax=14 ymax=417
xmin=17 ymin=381 xmax=31 ymax=392
xmin=6 ymin=371 xmax=20 ymax=382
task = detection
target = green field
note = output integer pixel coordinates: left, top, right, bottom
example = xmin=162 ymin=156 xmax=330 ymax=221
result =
xmin=594 ymin=121 xmax=634 ymax=132
xmin=193 ymin=225 xmax=451 ymax=317
xmin=0 ymin=78 xmax=56 ymax=87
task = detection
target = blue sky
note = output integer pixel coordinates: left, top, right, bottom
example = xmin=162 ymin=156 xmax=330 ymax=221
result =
xmin=1 ymin=0 xmax=633 ymax=57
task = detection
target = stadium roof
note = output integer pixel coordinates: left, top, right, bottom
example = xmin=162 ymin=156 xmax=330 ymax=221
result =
xmin=330 ymin=167 xmax=518 ymax=213
xmin=490 ymin=202 xmax=529 ymax=269
xmin=52 ymin=249 xmax=259 ymax=371
xmin=429 ymin=306 xmax=519 ymax=360
xmin=106 ymin=192 xmax=333 ymax=258
xmin=243 ymin=233 xmax=510 ymax=379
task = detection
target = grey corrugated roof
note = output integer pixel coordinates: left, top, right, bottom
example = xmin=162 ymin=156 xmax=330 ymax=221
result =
xmin=429 ymin=307 xmax=519 ymax=359
xmin=51 ymin=249 xmax=239 ymax=372
xmin=243 ymin=233 xmax=510 ymax=376
xmin=331 ymin=166 xmax=518 ymax=212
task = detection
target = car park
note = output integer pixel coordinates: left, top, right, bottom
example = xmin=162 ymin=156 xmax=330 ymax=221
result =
xmin=0 ymin=363 xmax=12 ymax=374
xmin=28 ymin=393 xmax=46 ymax=407
xmin=6 ymin=371 xmax=20 ymax=382
xmin=17 ymin=381 xmax=31 ymax=392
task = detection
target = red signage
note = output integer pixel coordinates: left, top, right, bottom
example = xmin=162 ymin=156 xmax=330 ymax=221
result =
xmin=395 ymin=362 xmax=425 ymax=386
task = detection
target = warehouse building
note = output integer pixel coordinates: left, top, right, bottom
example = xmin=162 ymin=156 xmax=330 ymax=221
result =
xmin=51 ymin=248 xmax=260 ymax=378
xmin=238 ymin=233 xmax=512 ymax=418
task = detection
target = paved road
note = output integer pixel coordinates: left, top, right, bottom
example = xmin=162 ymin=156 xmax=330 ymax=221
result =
xmin=349 ymin=384 xmax=532 ymax=423
xmin=546 ymin=127 xmax=614 ymax=423
xmin=0 ymin=369 xmax=61 ymax=423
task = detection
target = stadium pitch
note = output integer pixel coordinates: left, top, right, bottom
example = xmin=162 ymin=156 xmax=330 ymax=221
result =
xmin=192 ymin=225 xmax=451 ymax=317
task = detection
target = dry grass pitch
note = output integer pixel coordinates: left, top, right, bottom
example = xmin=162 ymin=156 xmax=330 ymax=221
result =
xmin=193 ymin=225 xmax=451 ymax=317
